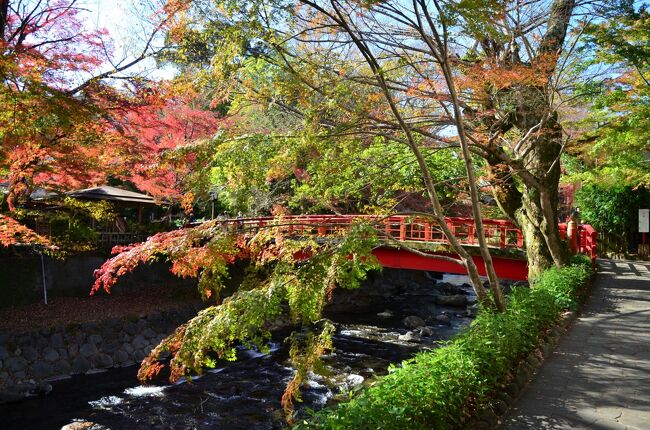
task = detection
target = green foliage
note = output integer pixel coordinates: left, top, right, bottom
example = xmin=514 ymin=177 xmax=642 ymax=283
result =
xmin=59 ymin=197 xmax=117 ymax=223
xmin=101 ymin=218 xmax=381 ymax=414
xmin=10 ymin=197 xmax=117 ymax=253
xmin=441 ymin=0 xmax=507 ymax=41
xmin=569 ymin=6 xmax=650 ymax=188
xmin=208 ymin=129 xmax=465 ymax=215
xmin=209 ymin=133 xmax=294 ymax=214
xmin=163 ymin=3 xmax=470 ymax=216
xmin=575 ymin=184 xmax=650 ymax=234
xmin=532 ymin=262 xmax=591 ymax=311
xmin=301 ymin=261 xmax=592 ymax=429
xmin=291 ymin=139 xmax=464 ymax=214
xmin=173 ymin=280 xmax=285 ymax=370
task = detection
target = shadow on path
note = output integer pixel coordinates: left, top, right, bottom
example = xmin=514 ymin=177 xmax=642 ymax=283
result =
xmin=501 ymin=259 xmax=650 ymax=430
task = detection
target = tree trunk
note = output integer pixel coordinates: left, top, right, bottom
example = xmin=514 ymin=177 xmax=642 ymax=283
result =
xmin=514 ymin=90 xmax=569 ymax=270
xmin=0 ymin=0 xmax=8 ymax=40
xmin=478 ymin=0 xmax=577 ymax=279
xmin=515 ymin=189 xmax=555 ymax=279
xmin=440 ymin=60 xmax=506 ymax=311
xmin=488 ymin=85 xmax=569 ymax=279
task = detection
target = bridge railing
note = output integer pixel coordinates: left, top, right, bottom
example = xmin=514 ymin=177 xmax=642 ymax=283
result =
xmin=380 ymin=216 xmax=525 ymax=249
xmin=209 ymin=215 xmax=595 ymax=261
xmin=579 ymin=224 xmax=598 ymax=264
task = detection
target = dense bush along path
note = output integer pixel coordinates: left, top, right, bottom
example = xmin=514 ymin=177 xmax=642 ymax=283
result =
xmin=502 ymin=259 xmax=650 ymax=430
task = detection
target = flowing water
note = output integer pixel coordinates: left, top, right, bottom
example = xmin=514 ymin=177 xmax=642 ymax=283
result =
xmin=0 ymin=272 xmax=479 ymax=430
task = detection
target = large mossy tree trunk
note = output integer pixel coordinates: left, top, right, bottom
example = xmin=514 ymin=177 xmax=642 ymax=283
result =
xmin=508 ymin=86 xmax=569 ymax=278
xmin=479 ymin=0 xmax=576 ymax=279
xmin=486 ymin=87 xmax=570 ymax=279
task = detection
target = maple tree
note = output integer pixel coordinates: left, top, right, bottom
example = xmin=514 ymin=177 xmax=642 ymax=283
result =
xmin=159 ymin=0 xmax=622 ymax=279
xmin=0 ymin=0 xmax=193 ymax=211
xmin=92 ymin=216 xmax=380 ymax=419
xmin=112 ymin=86 xmax=227 ymax=204
xmin=158 ymin=2 xmax=507 ymax=312
xmin=208 ymin=129 xmax=466 ymax=216
xmin=0 ymin=214 xmax=53 ymax=249
xmin=0 ymin=0 xmax=229 ymax=246
xmin=1 ymin=0 xmax=109 ymax=209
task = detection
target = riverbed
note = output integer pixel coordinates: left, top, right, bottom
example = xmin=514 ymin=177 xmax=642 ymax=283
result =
xmin=0 ymin=272 xmax=479 ymax=430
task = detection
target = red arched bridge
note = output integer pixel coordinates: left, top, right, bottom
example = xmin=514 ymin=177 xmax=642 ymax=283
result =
xmin=215 ymin=215 xmax=597 ymax=281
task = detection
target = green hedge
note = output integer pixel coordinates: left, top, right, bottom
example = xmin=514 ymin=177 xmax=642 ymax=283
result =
xmin=300 ymin=258 xmax=592 ymax=430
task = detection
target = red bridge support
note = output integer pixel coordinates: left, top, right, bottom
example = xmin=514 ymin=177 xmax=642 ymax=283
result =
xmin=372 ymin=248 xmax=529 ymax=281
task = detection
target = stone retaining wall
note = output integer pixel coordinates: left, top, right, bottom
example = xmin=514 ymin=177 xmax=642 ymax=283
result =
xmin=0 ymin=307 xmax=200 ymax=403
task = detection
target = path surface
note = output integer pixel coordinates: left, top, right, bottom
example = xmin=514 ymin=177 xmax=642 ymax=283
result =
xmin=502 ymin=259 xmax=650 ymax=430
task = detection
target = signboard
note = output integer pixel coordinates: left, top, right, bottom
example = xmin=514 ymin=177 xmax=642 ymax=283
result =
xmin=640 ymin=209 xmax=650 ymax=233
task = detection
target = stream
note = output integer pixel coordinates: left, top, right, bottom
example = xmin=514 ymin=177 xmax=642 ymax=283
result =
xmin=0 ymin=271 xmax=483 ymax=430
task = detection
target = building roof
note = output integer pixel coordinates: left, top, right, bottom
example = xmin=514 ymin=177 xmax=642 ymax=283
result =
xmin=67 ymin=186 xmax=156 ymax=205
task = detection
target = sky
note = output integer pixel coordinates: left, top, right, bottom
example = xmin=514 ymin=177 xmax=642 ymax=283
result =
xmin=81 ymin=0 xmax=175 ymax=80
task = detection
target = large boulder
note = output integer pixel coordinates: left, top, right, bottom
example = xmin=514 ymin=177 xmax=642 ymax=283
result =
xmin=435 ymin=314 xmax=451 ymax=326
xmin=402 ymin=315 xmax=426 ymax=328
xmin=79 ymin=343 xmax=97 ymax=358
xmin=43 ymin=347 xmax=60 ymax=362
xmin=72 ymin=356 xmax=91 ymax=374
xmin=434 ymin=294 xmax=467 ymax=307
xmin=31 ymin=361 xmax=54 ymax=379
xmin=4 ymin=357 xmax=28 ymax=373
xmin=92 ymin=353 xmax=113 ymax=369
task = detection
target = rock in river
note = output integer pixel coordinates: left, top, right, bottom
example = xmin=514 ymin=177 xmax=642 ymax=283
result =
xmin=377 ymin=310 xmax=394 ymax=319
xmin=434 ymin=294 xmax=467 ymax=307
xmin=402 ymin=315 xmax=426 ymax=328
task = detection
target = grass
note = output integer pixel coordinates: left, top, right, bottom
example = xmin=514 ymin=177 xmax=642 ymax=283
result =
xmin=299 ymin=257 xmax=593 ymax=429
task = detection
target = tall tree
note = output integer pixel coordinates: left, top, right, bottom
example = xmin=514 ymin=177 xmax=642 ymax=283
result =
xmin=0 ymin=0 xmax=174 ymax=209
xmin=568 ymin=3 xmax=650 ymax=188
xmin=165 ymin=0 xmax=605 ymax=278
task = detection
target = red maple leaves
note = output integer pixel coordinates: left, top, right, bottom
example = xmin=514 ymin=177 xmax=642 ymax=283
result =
xmin=1 ymin=1 xmax=225 ymax=211
xmin=114 ymin=89 xmax=228 ymax=201
xmin=0 ymin=215 xmax=54 ymax=248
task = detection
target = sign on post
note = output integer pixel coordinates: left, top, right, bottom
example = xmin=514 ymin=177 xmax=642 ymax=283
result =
xmin=640 ymin=209 xmax=649 ymax=257
xmin=640 ymin=209 xmax=650 ymax=233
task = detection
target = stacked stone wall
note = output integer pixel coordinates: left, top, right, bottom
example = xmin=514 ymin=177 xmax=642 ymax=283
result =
xmin=0 ymin=307 xmax=199 ymax=402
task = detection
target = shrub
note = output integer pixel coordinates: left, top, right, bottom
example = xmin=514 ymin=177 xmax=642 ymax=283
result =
xmin=575 ymin=184 xmax=650 ymax=235
xmin=300 ymin=260 xmax=592 ymax=429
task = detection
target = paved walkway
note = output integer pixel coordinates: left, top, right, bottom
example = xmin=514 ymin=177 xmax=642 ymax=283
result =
xmin=502 ymin=259 xmax=650 ymax=430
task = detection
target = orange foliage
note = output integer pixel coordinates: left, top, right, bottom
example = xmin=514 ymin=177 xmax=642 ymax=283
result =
xmin=0 ymin=215 xmax=54 ymax=249
xmin=457 ymin=54 xmax=558 ymax=100
xmin=91 ymin=221 xmax=248 ymax=295
xmin=138 ymin=324 xmax=188 ymax=382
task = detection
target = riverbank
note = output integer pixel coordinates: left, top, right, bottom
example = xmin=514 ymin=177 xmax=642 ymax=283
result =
xmin=0 ymin=289 xmax=204 ymax=403
xmin=302 ymin=259 xmax=593 ymax=429
xmin=0 ymin=270 xmax=479 ymax=429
